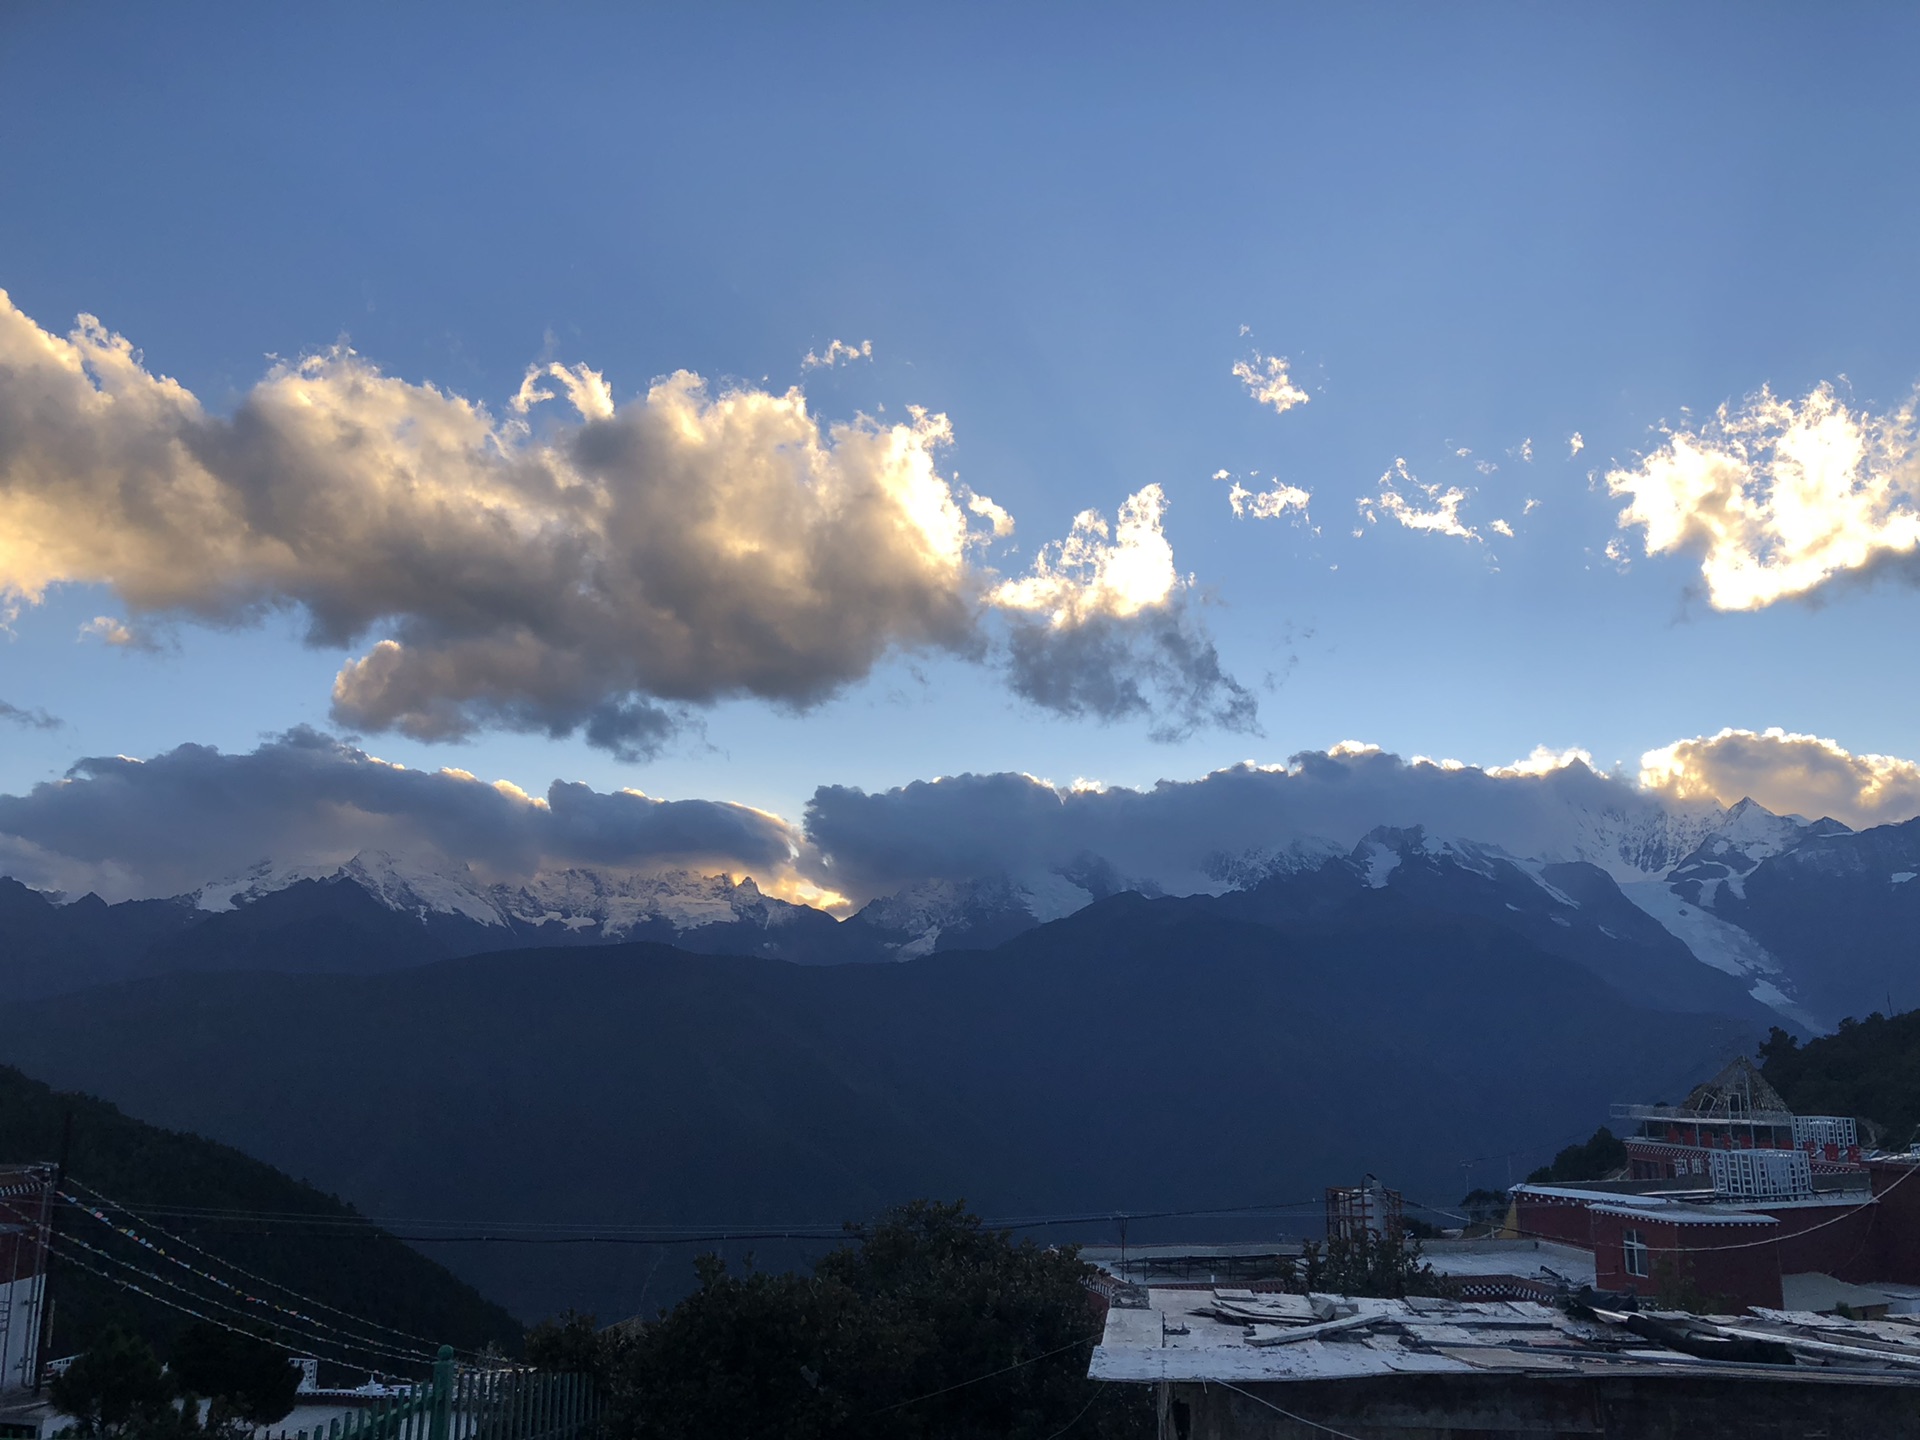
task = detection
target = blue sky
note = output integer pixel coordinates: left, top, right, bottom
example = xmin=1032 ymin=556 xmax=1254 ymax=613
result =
xmin=4 ymin=3 xmax=1920 ymax=891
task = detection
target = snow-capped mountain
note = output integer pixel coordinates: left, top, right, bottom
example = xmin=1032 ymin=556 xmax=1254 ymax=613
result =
xmin=196 ymin=852 xmax=514 ymax=927
xmin=12 ymin=789 xmax=1920 ymax=1033
xmin=196 ymin=850 xmax=824 ymax=935
xmin=840 ymin=875 xmax=1072 ymax=959
xmin=497 ymin=867 xmax=812 ymax=940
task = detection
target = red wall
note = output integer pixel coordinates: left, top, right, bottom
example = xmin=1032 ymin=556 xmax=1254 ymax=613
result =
xmin=1752 ymin=1201 xmax=1882 ymax=1286
xmin=1512 ymin=1192 xmax=1594 ymax=1248
xmin=1589 ymin=1209 xmax=1783 ymax=1309
xmin=1868 ymin=1158 xmax=1920 ymax=1285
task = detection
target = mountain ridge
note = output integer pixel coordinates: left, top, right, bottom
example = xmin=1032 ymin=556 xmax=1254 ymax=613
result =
xmin=4 ymin=793 xmax=1914 ymax=1028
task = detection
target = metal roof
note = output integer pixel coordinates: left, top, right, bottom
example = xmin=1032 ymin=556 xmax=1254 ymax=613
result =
xmin=1089 ymin=1287 xmax=1920 ymax=1386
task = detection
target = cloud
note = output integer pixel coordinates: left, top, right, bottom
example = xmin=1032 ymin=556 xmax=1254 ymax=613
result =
xmin=79 ymin=616 xmax=139 ymax=647
xmin=1490 ymin=519 xmax=1514 ymax=538
xmin=15 ymin=728 xmax=1920 ymax=909
xmin=1487 ymin=744 xmax=1595 ymax=778
xmin=1231 ymin=352 xmax=1309 ymax=416
xmin=0 ymin=728 xmax=801 ymax=901
xmin=1568 ymin=432 xmax=1585 ymax=457
xmin=964 ymin=491 xmax=1015 ymax=538
xmin=802 ymin=744 xmax=1711 ymax=903
xmin=1357 ymin=459 xmax=1479 ymax=542
xmin=0 ymin=292 xmax=1241 ymax=753
xmin=0 ymin=700 xmax=60 ymax=731
xmin=801 ymin=339 xmax=873 ymax=370
xmin=989 ymin=485 xmax=1257 ymax=738
xmin=1218 ymin=469 xmax=1312 ymax=522
xmin=1639 ymin=727 xmax=1920 ymax=830
xmin=1607 ymin=381 xmax=1920 ymax=610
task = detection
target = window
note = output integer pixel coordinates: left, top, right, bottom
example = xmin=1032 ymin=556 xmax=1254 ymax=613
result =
xmin=1623 ymin=1229 xmax=1650 ymax=1279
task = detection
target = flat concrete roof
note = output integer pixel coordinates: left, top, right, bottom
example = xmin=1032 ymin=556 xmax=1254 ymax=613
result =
xmin=1090 ymin=1287 xmax=1920 ymax=1386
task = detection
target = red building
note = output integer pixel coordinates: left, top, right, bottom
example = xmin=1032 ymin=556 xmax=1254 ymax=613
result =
xmin=1506 ymin=1059 xmax=1916 ymax=1312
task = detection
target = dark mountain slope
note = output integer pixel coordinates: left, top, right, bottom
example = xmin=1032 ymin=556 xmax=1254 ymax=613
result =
xmin=0 ymin=1065 xmax=521 ymax=1366
xmin=0 ymin=878 xmax=198 ymax=996
xmin=0 ymin=892 xmax=1755 ymax=1322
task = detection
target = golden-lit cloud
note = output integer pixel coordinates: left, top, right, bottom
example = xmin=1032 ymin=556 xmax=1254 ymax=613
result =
xmin=1639 ymin=727 xmax=1920 ymax=829
xmin=1488 ymin=744 xmax=1595 ymax=778
xmin=1608 ymin=381 xmax=1920 ymax=610
xmin=801 ymin=338 xmax=873 ymax=370
xmin=989 ymin=486 xmax=1256 ymax=737
xmin=1217 ymin=468 xmax=1312 ymax=522
xmin=1231 ymin=351 xmax=1309 ymax=415
xmin=1357 ymin=459 xmax=1479 ymax=542
xmin=990 ymin=485 xmax=1179 ymax=625
xmin=0 ymin=292 xmax=1247 ymax=751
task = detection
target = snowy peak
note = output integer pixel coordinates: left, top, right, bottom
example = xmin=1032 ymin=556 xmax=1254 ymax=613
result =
xmin=336 ymin=851 xmax=511 ymax=927
xmin=193 ymin=857 xmax=334 ymax=913
xmin=846 ymin=873 xmax=1073 ymax=960
xmin=1203 ymin=836 xmax=1346 ymax=890
xmin=190 ymin=853 xmax=807 ymax=939
xmin=500 ymin=868 xmax=805 ymax=938
xmin=1554 ymin=801 xmax=1728 ymax=883
xmin=195 ymin=850 xmax=512 ymax=927
xmin=1345 ymin=826 xmax=1580 ymax=908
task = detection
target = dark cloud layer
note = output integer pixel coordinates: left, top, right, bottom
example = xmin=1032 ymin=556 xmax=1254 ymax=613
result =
xmin=0 ymin=728 xmax=796 ymax=900
xmin=10 ymin=732 xmax=1920 ymax=909
xmin=802 ymin=747 xmax=1695 ymax=901
xmin=0 ymin=700 xmax=60 ymax=731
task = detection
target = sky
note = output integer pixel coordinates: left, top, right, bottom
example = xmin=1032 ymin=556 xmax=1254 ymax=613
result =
xmin=5 ymin=4 xmax=1920 ymax=905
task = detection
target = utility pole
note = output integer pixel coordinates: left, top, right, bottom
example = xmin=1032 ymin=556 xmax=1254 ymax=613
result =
xmin=32 ymin=1109 xmax=72 ymax=1395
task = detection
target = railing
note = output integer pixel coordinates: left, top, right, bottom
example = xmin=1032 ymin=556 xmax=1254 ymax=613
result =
xmin=270 ymin=1350 xmax=598 ymax=1440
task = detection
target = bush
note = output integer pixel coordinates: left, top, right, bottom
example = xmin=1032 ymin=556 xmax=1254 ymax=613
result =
xmin=538 ymin=1201 xmax=1152 ymax=1440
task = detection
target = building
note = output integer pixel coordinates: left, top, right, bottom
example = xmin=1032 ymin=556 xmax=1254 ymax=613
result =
xmin=1506 ymin=1057 xmax=1920 ymax=1312
xmin=1089 ymin=1285 xmax=1920 ymax=1439
xmin=0 ymin=1167 xmax=53 ymax=1399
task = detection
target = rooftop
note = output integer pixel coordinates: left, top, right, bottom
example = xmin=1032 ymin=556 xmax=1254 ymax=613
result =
xmin=1419 ymin=1238 xmax=1595 ymax=1289
xmin=1090 ymin=1287 xmax=1920 ymax=1386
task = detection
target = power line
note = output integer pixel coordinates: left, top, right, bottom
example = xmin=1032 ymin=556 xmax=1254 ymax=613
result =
xmin=58 ymin=1198 xmax=439 ymax=1367
xmin=64 ymin=1178 xmax=475 ymax=1358
xmin=51 ymin=1228 xmax=436 ymax=1367
xmin=1216 ymin=1381 xmax=1370 ymax=1440
xmin=862 ymin=1332 xmax=1098 ymax=1417
xmin=44 ymin=1237 xmax=429 ymax=1374
xmin=44 ymin=1196 xmax=1328 ymax=1246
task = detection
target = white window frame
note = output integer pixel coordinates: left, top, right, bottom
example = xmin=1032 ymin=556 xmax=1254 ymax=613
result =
xmin=1623 ymin=1228 xmax=1650 ymax=1279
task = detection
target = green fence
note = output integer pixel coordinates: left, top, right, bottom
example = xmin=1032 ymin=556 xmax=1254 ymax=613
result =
xmin=275 ymin=1349 xmax=598 ymax=1440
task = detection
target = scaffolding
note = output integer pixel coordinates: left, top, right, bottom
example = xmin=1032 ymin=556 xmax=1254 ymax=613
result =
xmin=1326 ymin=1175 xmax=1403 ymax=1246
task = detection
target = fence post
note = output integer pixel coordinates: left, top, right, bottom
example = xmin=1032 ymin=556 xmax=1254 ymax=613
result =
xmin=429 ymin=1346 xmax=455 ymax=1440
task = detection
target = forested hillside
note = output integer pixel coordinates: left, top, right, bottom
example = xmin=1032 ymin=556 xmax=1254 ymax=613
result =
xmin=0 ymin=1065 xmax=521 ymax=1371
xmin=1760 ymin=1014 xmax=1920 ymax=1149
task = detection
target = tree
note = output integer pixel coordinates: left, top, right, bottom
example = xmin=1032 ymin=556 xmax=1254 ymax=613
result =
xmin=49 ymin=1327 xmax=187 ymax=1439
xmin=168 ymin=1324 xmax=301 ymax=1433
xmin=526 ymin=1310 xmax=626 ymax=1388
xmin=1759 ymin=1015 xmax=1920 ymax=1149
xmin=593 ymin=1201 xmax=1152 ymax=1440
xmin=1458 ymin=1189 xmax=1509 ymax=1229
xmin=1526 ymin=1127 xmax=1627 ymax=1184
xmin=1299 ymin=1231 xmax=1453 ymax=1300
